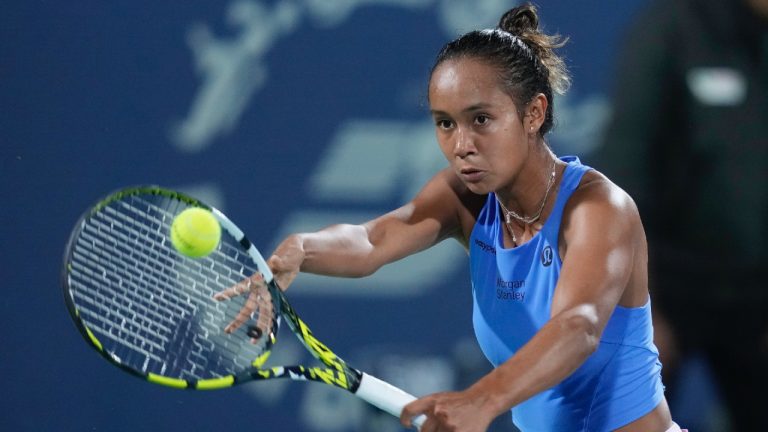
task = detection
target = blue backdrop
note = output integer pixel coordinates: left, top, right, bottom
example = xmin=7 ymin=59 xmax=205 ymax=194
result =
xmin=1 ymin=1 xmax=645 ymax=430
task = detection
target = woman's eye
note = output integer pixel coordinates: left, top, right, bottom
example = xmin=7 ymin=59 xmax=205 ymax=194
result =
xmin=436 ymin=119 xmax=453 ymax=129
xmin=475 ymin=115 xmax=489 ymax=125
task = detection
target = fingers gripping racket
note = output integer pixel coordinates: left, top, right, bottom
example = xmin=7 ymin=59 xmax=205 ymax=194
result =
xmin=62 ymin=186 xmax=424 ymax=429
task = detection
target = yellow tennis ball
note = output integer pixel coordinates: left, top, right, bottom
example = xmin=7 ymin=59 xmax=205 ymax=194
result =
xmin=170 ymin=208 xmax=221 ymax=258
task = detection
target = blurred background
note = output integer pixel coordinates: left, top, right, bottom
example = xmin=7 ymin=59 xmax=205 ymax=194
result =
xmin=3 ymin=0 xmax=764 ymax=431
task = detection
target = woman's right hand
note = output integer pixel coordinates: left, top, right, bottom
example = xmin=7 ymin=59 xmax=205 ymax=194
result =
xmin=212 ymin=234 xmax=306 ymax=336
xmin=266 ymin=233 xmax=305 ymax=291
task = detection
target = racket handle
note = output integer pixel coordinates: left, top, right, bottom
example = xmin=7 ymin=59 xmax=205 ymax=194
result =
xmin=355 ymin=372 xmax=426 ymax=430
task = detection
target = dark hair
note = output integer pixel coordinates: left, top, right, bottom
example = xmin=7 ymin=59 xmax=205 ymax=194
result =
xmin=430 ymin=3 xmax=570 ymax=135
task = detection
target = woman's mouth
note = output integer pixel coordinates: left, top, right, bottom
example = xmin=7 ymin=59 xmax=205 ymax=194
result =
xmin=459 ymin=168 xmax=485 ymax=183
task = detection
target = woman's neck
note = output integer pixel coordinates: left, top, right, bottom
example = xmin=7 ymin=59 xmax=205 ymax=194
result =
xmin=497 ymin=144 xmax=559 ymax=220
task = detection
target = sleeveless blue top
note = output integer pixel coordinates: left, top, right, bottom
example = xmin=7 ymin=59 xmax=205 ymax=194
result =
xmin=469 ymin=156 xmax=664 ymax=431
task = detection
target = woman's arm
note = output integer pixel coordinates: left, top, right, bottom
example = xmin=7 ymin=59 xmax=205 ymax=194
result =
xmin=217 ymin=169 xmax=469 ymax=332
xmin=401 ymin=177 xmax=644 ymax=431
xmin=283 ymin=168 xmax=467 ymax=281
xmin=215 ymin=168 xmax=471 ymax=332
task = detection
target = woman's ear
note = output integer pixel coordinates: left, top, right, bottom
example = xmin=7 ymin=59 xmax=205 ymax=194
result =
xmin=525 ymin=93 xmax=548 ymax=134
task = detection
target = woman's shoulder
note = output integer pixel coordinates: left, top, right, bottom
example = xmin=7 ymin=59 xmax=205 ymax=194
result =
xmin=427 ymin=168 xmax=487 ymax=208
xmin=413 ymin=168 xmax=486 ymax=244
xmin=563 ymin=169 xmax=643 ymax=232
xmin=555 ymin=168 xmax=647 ymax=260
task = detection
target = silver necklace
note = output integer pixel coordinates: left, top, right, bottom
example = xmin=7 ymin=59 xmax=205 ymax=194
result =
xmin=502 ymin=217 xmax=519 ymax=246
xmin=496 ymin=159 xmax=557 ymax=244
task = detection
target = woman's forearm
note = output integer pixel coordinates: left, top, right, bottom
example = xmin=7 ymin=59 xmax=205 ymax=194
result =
xmin=469 ymin=306 xmax=601 ymax=416
xmin=296 ymin=224 xmax=380 ymax=277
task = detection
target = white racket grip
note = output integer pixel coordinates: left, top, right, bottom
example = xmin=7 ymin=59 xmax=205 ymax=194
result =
xmin=355 ymin=372 xmax=426 ymax=430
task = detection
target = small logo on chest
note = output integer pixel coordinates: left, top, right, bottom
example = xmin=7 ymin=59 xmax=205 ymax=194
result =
xmin=541 ymin=246 xmax=554 ymax=267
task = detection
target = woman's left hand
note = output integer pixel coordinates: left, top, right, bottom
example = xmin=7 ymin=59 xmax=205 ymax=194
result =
xmin=400 ymin=389 xmax=498 ymax=432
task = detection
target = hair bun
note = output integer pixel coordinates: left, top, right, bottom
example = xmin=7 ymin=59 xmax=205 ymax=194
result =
xmin=498 ymin=3 xmax=539 ymax=35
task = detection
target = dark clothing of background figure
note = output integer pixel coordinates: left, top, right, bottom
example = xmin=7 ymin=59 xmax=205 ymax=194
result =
xmin=597 ymin=0 xmax=768 ymax=430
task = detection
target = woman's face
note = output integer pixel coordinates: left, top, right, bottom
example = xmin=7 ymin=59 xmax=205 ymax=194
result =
xmin=428 ymin=57 xmax=530 ymax=195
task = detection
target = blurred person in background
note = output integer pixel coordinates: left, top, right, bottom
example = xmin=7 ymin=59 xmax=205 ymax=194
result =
xmin=597 ymin=0 xmax=768 ymax=430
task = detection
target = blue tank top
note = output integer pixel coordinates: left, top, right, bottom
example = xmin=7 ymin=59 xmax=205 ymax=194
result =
xmin=470 ymin=156 xmax=664 ymax=431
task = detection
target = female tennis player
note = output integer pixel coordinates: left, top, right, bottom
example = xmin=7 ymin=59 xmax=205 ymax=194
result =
xmin=225 ymin=4 xmax=682 ymax=431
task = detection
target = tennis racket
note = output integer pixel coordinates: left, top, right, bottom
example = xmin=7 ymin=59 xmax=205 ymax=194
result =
xmin=61 ymin=186 xmax=424 ymax=429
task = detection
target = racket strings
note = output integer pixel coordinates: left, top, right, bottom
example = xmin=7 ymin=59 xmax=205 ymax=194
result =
xmin=68 ymin=193 xmax=276 ymax=381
